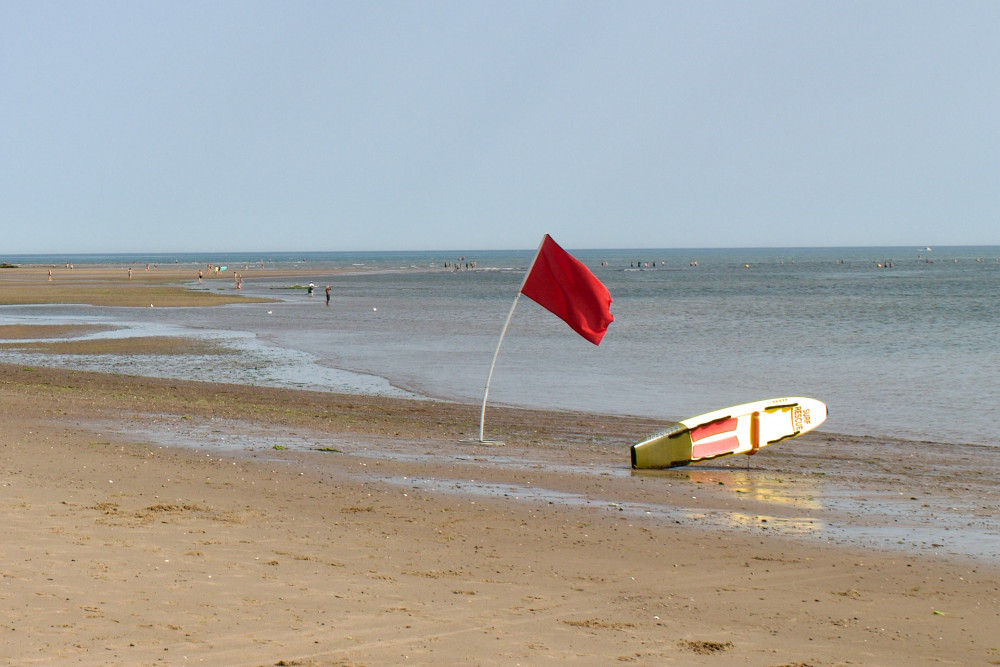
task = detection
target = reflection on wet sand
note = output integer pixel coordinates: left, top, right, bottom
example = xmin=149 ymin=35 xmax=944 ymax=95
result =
xmin=683 ymin=468 xmax=824 ymax=511
xmin=101 ymin=413 xmax=998 ymax=561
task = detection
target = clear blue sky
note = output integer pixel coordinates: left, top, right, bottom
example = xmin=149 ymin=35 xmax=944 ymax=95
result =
xmin=3 ymin=1 xmax=998 ymax=253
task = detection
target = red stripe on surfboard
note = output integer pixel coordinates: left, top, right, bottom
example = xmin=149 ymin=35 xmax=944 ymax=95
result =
xmin=692 ymin=435 xmax=741 ymax=459
xmin=690 ymin=417 xmax=738 ymax=442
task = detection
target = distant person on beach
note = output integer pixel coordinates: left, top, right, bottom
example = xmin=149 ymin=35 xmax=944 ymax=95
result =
xmin=308 ymin=282 xmax=315 ymax=296
xmin=325 ymin=285 xmax=331 ymax=306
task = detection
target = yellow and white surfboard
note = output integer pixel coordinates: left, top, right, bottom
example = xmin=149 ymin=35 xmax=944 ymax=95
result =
xmin=631 ymin=397 xmax=827 ymax=469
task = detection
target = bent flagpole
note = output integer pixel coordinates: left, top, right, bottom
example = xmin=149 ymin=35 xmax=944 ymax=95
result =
xmin=478 ymin=234 xmax=614 ymax=442
xmin=477 ymin=237 xmax=543 ymax=442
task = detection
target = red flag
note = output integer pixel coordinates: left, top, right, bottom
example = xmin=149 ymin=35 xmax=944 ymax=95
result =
xmin=520 ymin=234 xmax=614 ymax=345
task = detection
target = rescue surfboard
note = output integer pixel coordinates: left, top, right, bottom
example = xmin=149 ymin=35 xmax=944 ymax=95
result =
xmin=630 ymin=397 xmax=827 ymax=469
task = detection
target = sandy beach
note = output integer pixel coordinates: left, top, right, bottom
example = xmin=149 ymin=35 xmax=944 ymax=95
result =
xmin=1 ymin=269 xmax=999 ymax=666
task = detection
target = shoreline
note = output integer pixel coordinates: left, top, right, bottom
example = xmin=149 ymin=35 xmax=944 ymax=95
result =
xmin=5 ymin=260 xmax=998 ymax=446
xmin=2 ymin=363 xmax=999 ymax=665
xmin=6 ymin=362 xmax=998 ymax=563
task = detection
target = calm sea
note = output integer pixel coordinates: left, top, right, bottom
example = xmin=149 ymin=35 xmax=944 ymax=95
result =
xmin=2 ymin=246 xmax=998 ymax=446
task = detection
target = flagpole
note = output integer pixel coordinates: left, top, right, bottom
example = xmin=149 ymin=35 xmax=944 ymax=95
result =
xmin=478 ymin=292 xmax=521 ymax=442
xmin=477 ymin=235 xmax=549 ymax=442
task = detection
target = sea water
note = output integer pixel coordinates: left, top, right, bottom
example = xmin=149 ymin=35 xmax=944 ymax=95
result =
xmin=2 ymin=246 xmax=998 ymax=446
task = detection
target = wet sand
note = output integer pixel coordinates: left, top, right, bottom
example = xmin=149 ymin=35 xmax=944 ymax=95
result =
xmin=1 ymin=269 xmax=999 ymax=665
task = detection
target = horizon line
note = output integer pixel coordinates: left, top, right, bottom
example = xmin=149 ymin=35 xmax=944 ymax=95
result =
xmin=1 ymin=243 xmax=991 ymax=257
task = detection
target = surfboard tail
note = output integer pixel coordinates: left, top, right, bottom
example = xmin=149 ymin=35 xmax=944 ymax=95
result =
xmin=631 ymin=427 xmax=694 ymax=469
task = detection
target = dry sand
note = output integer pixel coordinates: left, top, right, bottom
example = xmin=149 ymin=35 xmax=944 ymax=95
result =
xmin=1 ymin=269 xmax=999 ymax=666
